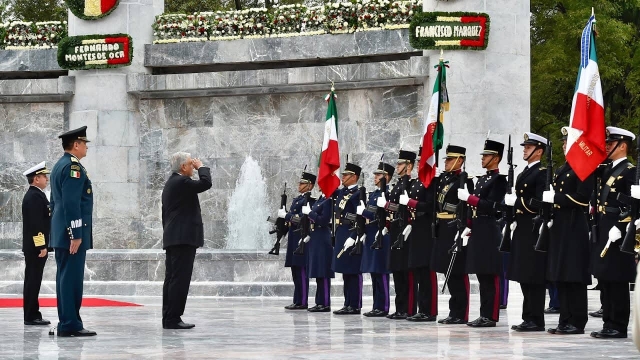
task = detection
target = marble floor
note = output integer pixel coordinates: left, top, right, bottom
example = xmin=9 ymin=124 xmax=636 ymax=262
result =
xmin=1 ymin=289 xmax=639 ymax=359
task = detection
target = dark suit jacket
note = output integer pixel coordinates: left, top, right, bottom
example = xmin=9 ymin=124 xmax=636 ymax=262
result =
xmin=161 ymin=167 xmax=212 ymax=249
xmin=22 ymin=186 xmax=51 ymax=254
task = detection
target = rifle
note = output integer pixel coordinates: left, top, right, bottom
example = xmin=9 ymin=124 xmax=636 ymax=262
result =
xmin=371 ymin=174 xmax=388 ymax=250
xmin=350 ymin=180 xmax=367 ymax=256
xmin=391 ymin=175 xmax=410 ymax=249
xmin=499 ymin=135 xmax=515 ymax=253
xmin=268 ymin=183 xmax=288 ymax=255
xmin=442 ymin=169 xmax=468 ymax=293
xmin=293 ymin=192 xmax=312 ymax=255
xmin=534 ymin=136 xmax=553 ymax=252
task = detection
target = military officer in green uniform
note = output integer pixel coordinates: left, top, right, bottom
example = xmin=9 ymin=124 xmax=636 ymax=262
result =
xmin=50 ymin=126 xmax=96 ymax=337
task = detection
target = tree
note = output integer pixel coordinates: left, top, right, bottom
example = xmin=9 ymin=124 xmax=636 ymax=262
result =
xmin=10 ymin=0 xmax=67 ymax=22
xmin=531 ymin=1 xmax=640 ymax=163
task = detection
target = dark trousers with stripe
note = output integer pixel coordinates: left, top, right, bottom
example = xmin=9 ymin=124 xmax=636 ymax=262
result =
xmin=600 ymin=281 xmax=630 ymax=333
xmin=314 ymin=278 xmax=331 ymax=306
xmin=557 ymin=281 xmax=588 ymax=330
xmin=55 ymin=249 xmax=86 ymax=332
xmin=447 ymin=273 xmax=470 ymax=321
xmin=410 ymin=267 xmax=438 ymax=316
xmin=23 ymin=253 xmax=47 ymax=321
xmin=291 ymin=266 xmax=308 ymax=306
xmin=392 ymin=271 xmax=416 ymax=315
xmin=547 ymin=283 xmax=560 ymax=308
xmin=477 ymin=274 xmax=500 ymax=321
xmin=520 ymin=283 xmax=546 ymax=327
xmin=371 ymin=273 xmax=390 ymax=312
xmin=342 ymin=273 xmax=363 ymax=309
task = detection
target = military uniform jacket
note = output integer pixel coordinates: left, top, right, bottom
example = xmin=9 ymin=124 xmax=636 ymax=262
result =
xmin=507 ymin=162 xmax=547 ymax=284
xmin=284 ymin=192 xmax=313 ymax=268
xmin=431 ymin=171 xmax=473 ymax=274
xmin=307 ymin=196 xmax=335 ymax=279
xmin=387 ymin=176 xmax=412 ymax=272
xmin=332 ymin=186 xmax=362 ymax=274
xmin=405 ymin=179 xmax=436 ymax=269
xmin=546 ymin=163 xmax=593 ymax=284
xmin=50 ymin=153 xmax=94 ymax=251
xmin=361 ymin=187 xmax=390 ymax=274
xmin=592 ymin=159 xmax=637 ymax=282
xmin=161 ymin=167 xmax=212 ymax=249
xmin=22 ymin=186 xmax=51 ymax=254
xmin=466 ymin=169 xmax=507 ymax=275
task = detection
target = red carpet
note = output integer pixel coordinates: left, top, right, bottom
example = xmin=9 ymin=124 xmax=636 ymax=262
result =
xmin=0 ymin=298 xmax=142 ymax=308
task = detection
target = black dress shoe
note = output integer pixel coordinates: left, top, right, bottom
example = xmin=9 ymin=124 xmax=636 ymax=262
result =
xmin=544 ymin=307 xmax=560 ymax=314
xmin=163 ymin=321 xmax=195 ymax=330
xmin=467 ymin=317 xmax=496 ymax=327
xmin=363 ymin=309 xmax=388 ymax=317
xmin=555 ymin=324 xmax=583 ymax=335
xmin=438 ymin=316 xmax=452 ymax=324
xmin=308 ymin=305 xmax=331 ymax=313
xmin=290 ymin=304 xmax=308 ymax=310
xmin=440 ymin=317 xmax=466 ymax=325
xmin=333 ymin=306 xmax=349 ymax=315
xmin=499 ymin=304 xmax=507 ymax=309
xmin=343 ymin=307 xmax=361 ymax=315
xmin=589 ymin=308 xmax=603 ymax=318
xmin=57 ymin=328 xmax=97 ymax=337
xmin=514 ymin=321 xmax=544 ymax=332
xmin=406 ymin=313 xmax=437 ymax=322
xmin=592 ymin=328 xmax=627 ymax=338
xmin=284 ymin=303 xmax=297 ymax=310
xmin=24 ymin=319 xmax=51 ymax=326
xmin=547 ymin=327 xmax=557 ymax=334
xmin=511 ymin=321 xmax=526 ymax=330
xmin=386 ymin=312 xmax=408 ymax=320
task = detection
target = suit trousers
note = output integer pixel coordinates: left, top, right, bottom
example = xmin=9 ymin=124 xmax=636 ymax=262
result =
xmin=447 ymin=273 xmax=470 ymax=321
xmin=557 ymin=281 xmax=588 ymax=330
xmin=547 ymin=283 xmax=560 ymax=308
xmin=393 ymin=271 xmax=416 ymax=315
xmin=291 ymin=266 xmax=309 ymax=306
xmin=162 ymin=245 xmax=197 ymax=325
xmin=410 ymin=266 xmax=438 ymax=316
xmin=371 ymin=273 xmax=390 ymax=312
xmin=600 ymin=280 xmax=630 ymax=333
xmin=476 ymin=274 xmax=500 ymax=321
xmin=55 ymin=249 xmax=86 ymax=332
xmin=520 ymin=283 xmax=546 ymax=326
xmin=342 ymin=273 xmax=363 ymax=309
xmin=315 ymin=278 xmax=331 ymax=306
xmin=23 ymin=253 xmax=47 ymax=321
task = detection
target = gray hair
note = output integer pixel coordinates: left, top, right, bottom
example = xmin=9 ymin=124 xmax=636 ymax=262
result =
xmin=170 ymin=152 xmax=191 ymax=172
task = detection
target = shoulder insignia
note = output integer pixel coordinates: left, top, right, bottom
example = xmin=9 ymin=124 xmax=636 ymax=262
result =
xmin=70 ymin=169 xmax=81 ymax=179
xmin=628 ymin=164 xmax=635 ymax=169
xmin=70 ymin=157 xmax=79 ymax=163
xmin=70 ymin=165 xmax=81 ymax=171
xmin=539 ymin=167 xmax=546 ymax=171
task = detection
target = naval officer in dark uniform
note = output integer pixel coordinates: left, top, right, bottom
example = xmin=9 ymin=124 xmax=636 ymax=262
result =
xmin=358 ymin=162 xmax=394 ymax=317
xmin=22 ymin=162 xmax=52 ymax=326
xmin=458 ymin=139 xmax=508 ymax=328
xmin=49 ymin=126 xmax=96 ymax=337
xmin=505 ymin=132 xmax=548 ymax=332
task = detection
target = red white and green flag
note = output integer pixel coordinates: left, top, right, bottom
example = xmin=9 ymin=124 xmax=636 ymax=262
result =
xmin=318 ymin=91 xmax=341 ymax=197
xmin=565 ymin=14 xmax=606 ymax=180
xmin=418 ymin=58 xmax=447 ymax=187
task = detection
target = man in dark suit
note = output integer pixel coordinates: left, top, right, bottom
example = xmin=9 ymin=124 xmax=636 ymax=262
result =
xmin=162 ymin=152 xmax=212 ymax=329
xmin=22 ymin=161 xmax=51 ymax=326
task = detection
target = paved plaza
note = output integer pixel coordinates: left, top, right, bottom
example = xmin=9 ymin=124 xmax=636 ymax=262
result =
xmin=0 ymin=288 xmax=639 ymax=359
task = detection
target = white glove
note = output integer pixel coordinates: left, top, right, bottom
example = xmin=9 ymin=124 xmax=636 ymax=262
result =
xmin=277 ymin=206 xmax=287 ymax=218
xmin=382 ymin=227 xmax=388 ymax=236
xmin=301 ymin=204 xmax=311 ymax=215
xmin=504 ymin=192 xmax=517 ymax=207
xmin=356 ymin=201 xmax=366 ymax=215
xmin=635 ymin=219 xmax=640 ymax=228
xmin=376 ymin=192 xmax=387 ymax=208
xmin=343 ymin=237 xmax=356 ymax=250
xmin=402 ymin=224 xmax=412 ymax=239
xmin=510 ymin=221 xmax=517 ymax=232
xmin=461 ymin=227 xmax=471 ymax=247
xmin=542 ymin=190 xmax=555 ymax=204
xmin=457 ymin=186 xmax=470 ymax=201
xmin=547 ymin=220 xmax=554 ymax=229
xmin=303 ymin=235 xmax=311 ymax=243
xmin=608 ymin=226 xmax=622 ymax=243
xmin=435 ymin=167 xmax=443 ymax=177
xmin=632 ymin=185 xmax=640 ymax=200
xmin=399 ymin=191 xmax=410 ymax=205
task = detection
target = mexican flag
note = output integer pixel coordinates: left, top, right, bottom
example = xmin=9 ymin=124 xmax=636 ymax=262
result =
xmin=317 ymin=91 xmax=341 ymax=197
xmin=418 ymin=58 xmax=448 ymax=187
xmin=84 ymin=0 xmax=118 ymax=17
xmin=565 ymin=14 xmax=606 ymax=181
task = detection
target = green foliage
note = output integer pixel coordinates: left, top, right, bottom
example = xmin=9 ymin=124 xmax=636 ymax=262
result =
xmin=531 ymin=1 xmax=640 ymax=163
xmin=10 ymin=0 xmax=67 ymax=22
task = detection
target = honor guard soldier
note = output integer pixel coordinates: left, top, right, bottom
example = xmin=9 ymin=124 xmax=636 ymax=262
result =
xmin=432 ymin=145 xmax=473 ymax=324
xmin=457 ymin=139 xmax=508 ymax=327
xmin=505 ymin=133 xmax=548 ymax=332
xmin=21 ymin=162 xmax=52 ymax=326
xmin=357 ymin=162 xmax=394 ymax=317
xmin=50 ymin=126 xmax=96 ymax=337
xmin=377 ymin=150 xmax=417 ymax=319
xmin=303 ymin=190 xmax=335 ymax=312
xmin=278 ymin=171 xmax=316 ymax=310
xmin=332 ymin=163 xmax=363 ymax=315
xmin=544 ymin=127 xmax=593 ymax=335
xmin=401 ymin=152 xmax=438 ymax=322
xmin=590 ymin=126 xmax=637 ymax=339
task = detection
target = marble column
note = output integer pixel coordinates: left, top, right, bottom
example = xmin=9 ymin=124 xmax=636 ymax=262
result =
xmin=422 ymin=0 xmax=530 ymax=174
xmin=67 ymin=0 xmax=165 ymax=248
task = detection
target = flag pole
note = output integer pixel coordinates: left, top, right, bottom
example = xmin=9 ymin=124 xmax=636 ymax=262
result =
xmin=435 ymin=49 xmax=444 ymax=169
